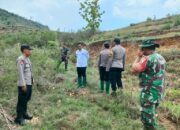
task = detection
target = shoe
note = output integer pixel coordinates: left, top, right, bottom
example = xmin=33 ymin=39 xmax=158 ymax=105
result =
xmin=111 ymin=91 xmax=117 ymax=97
xmin=23 ymin=113 xmax=33 ymax=120
xmin=117 ymin=86 xmax=123 ymax=89
xmin=14 ymin=117 xmax=25 ymax=126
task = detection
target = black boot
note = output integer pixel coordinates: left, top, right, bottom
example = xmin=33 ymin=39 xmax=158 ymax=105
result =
xmin=111 ymin=91 xmax=117 ymax=97
xmin=23 ymin=113 xmax=33 ymax=120
xmin=15 ymin=113 xmax=25 ymax=125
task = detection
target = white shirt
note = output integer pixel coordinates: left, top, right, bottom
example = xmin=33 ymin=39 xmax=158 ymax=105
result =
xmin=76 ymin=48 xmax=89 ymax=67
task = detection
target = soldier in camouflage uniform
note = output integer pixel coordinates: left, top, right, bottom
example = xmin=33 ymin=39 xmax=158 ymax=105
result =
xmin=56 ymin=44 xmax=70 ymax=71
xmin=132 ymin=40 xmax=166 ymax=130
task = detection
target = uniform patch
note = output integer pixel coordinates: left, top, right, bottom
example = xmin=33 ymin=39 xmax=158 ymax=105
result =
xmin=19 ymin=60 xmax=24 ymax=65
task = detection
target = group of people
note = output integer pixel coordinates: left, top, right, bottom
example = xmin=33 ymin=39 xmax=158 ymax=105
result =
xmin=15 ymin=38 xmax=166 ymax=130
xmin=56 ymin=38 xmax=126 ymax=96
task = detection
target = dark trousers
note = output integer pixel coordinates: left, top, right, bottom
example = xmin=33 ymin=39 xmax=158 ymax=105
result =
xmin=99 ymin=67 xmax=109 ymax=81
xmin=16 ymin=85 xmax=32 ymax=118
xmin=57 ymin=57 xmax=68 ymax=70
xmin=110 ymin=68 xmax=123 ymax=91
xmin=77 ymin=67 xmax=87 ymax=78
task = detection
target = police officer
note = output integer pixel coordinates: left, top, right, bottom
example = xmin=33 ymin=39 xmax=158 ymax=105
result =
xmin=15 ymin=44 xmax=33 ymax=125
xmin=56 ymin=44 xmax=70 ymax=71
xmin=98 ymin=42 xmax=111 ymax=94
xmin=108 ymin=38 xmax=126 ymax=96
xmin=132 ymin=40 xmax=166 ymax=130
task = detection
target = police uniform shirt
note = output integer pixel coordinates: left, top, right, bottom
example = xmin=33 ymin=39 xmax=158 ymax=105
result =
xmin=17 ymin=55 xmax=33 ymax=86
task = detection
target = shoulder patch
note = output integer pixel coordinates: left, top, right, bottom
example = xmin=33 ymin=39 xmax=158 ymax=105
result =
xmin=19 ymin=60 xmax=25 ymax=65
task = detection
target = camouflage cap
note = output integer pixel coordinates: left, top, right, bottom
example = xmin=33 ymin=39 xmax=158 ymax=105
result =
xmin=140 ymin=40 xmax=160 ymax=48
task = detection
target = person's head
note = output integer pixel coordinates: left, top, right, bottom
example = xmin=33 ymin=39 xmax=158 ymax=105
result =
xmin=20 ymin=44 xmax=33 ymax=57
xmin=104 ymin=41 xmax=110 ymax=49
xmin=140 ymin=40 xmax=160 ymax=56
xmin=63 ymin=44 xmax=67 ymax=48
xmin=77 ymin=42 xmax=83 ymax=50
xmin=114 ymin=38 xmax=121 ymax=45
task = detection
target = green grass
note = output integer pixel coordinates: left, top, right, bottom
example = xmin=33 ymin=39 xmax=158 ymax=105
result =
xmin=0 ymin=45 xmax=180 ymax=130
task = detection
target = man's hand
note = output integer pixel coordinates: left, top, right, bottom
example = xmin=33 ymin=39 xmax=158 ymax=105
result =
xmin=32 ymin=78 xmax=34 ymax=85
xmin=21 ymin=85 xmax=27 ymax=92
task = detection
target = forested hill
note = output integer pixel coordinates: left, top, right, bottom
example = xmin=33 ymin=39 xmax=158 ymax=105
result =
xmin=0 ymin=8 xmax=49 ymax=30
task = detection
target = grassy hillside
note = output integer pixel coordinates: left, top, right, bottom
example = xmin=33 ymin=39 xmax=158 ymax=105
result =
xmin=0 ymin=8 xmax=49 ymax=32
xmin=0 ymin=44 xmax=180 ymax=130
xmin=89 ymin=14 xmax=180 ymax=44
xmin=0 ymin=10 xmax=180 ymax=130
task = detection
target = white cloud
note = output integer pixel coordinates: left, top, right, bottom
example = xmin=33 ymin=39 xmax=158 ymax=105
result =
xmin=163 ymin=0 xmax=180 ymax=10
xmin=0 ymin=0 xmax=179 ymax=31
xmin=31 ymin=0 xmax=60 ymax=10
xmin=125 ymin=0 xmax=157 ymax=7
xmin=0 ymin=0 xmax=83 ymax=30
xmin=112 ymin=0 xmax=180 ymax=20
xmin=112 ymin=0 xmax=159 ymax=20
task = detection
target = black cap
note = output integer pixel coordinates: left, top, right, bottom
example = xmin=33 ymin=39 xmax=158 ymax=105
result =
xmin=104 ymin=41 xmax=110 ymax=48
xmin=114 ymin=38 xmax=121 ymax=44
xmin=20 ymin=44 xmax=33 ymax=52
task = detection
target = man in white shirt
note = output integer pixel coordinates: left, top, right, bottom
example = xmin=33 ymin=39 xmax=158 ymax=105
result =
xmin=76 ymin=43 xmax=89 ymax=88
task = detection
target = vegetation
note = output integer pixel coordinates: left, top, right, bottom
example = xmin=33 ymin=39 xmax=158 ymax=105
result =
xmin=0 ymin=8 xmax=49 ymax=30
xmin=0 ymin=7 xmax=180 ymax=130
xmin=57 ymin=30 xmax=95 ymax=45
xmin=78 ymin=0 xmax=104 ymax=33
xmin=0 ymin=31 xmax=57 ymax=48
xmin=0 ymin=43 xmax=180 ymax=130
xmin=88 ymin=14 xmax=180 ymax=43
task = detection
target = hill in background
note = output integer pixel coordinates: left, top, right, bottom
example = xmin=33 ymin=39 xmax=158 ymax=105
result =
xmin=89 ymin=14 xmax=180 ymax=44
xmin=0 ymin=8 xmax=49 ymax=32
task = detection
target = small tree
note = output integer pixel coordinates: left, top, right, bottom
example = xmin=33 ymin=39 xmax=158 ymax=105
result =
xmin=78 ymin=0 xmax=104 ymax=34
xmin=146 ymin=17 xmax=152 ymax=22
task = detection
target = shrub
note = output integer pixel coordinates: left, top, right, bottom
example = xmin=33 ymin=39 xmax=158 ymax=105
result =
xmin=146 ymin=17 xmax=152 ymax=22
xmin=162 ymin=23 xmax=172 ymax=30
xmin=130 ymin=23 xmax=136 ymax=26
xmin=174 ymin=19 xmax=180 ymax=26
xmin=58 ymin=29 xmax=95 ymax=45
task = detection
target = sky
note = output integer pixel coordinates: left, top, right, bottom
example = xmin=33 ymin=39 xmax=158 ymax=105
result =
xmin=0 ymin=0 xmax=180 ymax=31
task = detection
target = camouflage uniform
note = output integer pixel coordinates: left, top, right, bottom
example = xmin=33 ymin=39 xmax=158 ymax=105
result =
xmin=56 ymin=47 xmax=70 ymax=71
xmin=139 ymin=52 xmax=166 ymax=129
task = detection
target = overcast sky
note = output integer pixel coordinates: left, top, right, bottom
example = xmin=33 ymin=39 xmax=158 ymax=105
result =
xmin=0 ymin=0 xmax=180 ymax=31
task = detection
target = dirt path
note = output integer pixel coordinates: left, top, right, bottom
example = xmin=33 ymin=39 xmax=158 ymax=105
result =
xmin=159 ymin=114 xmax=179 ymax=130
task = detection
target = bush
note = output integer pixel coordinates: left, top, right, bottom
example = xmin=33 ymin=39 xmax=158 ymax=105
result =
xmin=162 ymin=23 xmax=172 ymax=30
xmin=0 ymin=31 xmax=57 ymax=47
xmin=130 ymin=23 xmax=136 ymax=26
xmin=58 ymin=29 xmax=95 ymax=45
xmin=146 ymin=17 xmax=152 ymax=22
xmin=174 ymin=19 xmax=180 ymax=26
